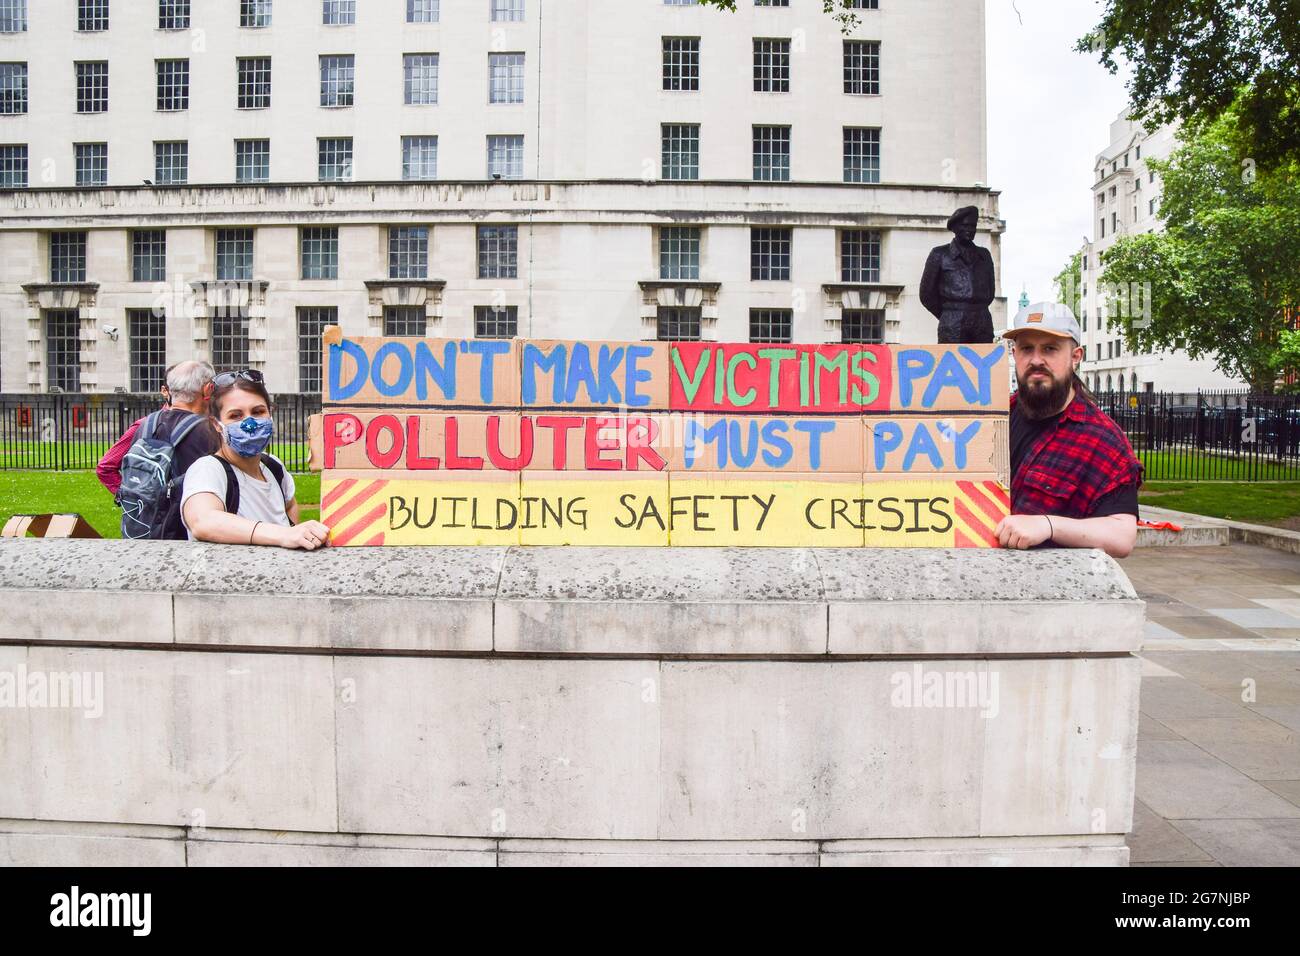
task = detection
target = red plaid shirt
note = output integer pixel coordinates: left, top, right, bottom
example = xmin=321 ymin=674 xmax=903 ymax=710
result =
xmin=1010 ymin=392 xmax=1143 ymax=519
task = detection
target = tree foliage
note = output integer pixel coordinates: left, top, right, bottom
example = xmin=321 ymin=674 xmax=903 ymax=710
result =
xmin=1054 ymin=250 xmax=1084 ymax=316
xmin=1097 ymin=107 xmax=1300 ymax=390
xmin=1080 ymin=0 xmax=1300 ymax=170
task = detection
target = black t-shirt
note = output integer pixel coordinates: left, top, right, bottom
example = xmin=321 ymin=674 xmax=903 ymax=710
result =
xmin=154 ymin=408 xmax=220 ymax=476
xmin=1010 ymin=402 xmax=1139 ymax=518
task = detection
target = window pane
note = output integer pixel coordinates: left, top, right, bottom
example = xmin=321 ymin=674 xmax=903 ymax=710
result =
xmin=656 ymin=306 xmax=700 ymax=341
xmin=748 ymin=308 xmax=792 ymax=344
xmin=154 ymin=141 xmax=188 ymax=184
xmin=661 ymin=124 xmax=699 ymax=181
xmin=211 ymin=314 xmax=250 ymax=370
xmin=235 ymin=139 xmax=270 ymax=183
xmin=74 ymin=143 xmax=108 ymax=186
xmin=388 ymin=226 xmax=429 ymax=279
xmin=297 ymin=306 xmax=335 ymax=392
xmin=319 ymin=54 xmax=355 ymax=107
xmin=488 ymin=52 xmax=525 ymax=104
xmin=843 ymin=40 xmax=879 ymax=94
xmin=0 ymin=1 xmax=28 ymax=33
xmin=843 ymin=127 xmax=880 ymax=183
xmin=132 ymin=229 xmax=167 ymax=283
xmin=215 ymin=228 xmax=254 ymax=281
xmin=322 ymin=0 xmax=355 ymax=25
xmin=240 ymin=1 xmax=272 ymax=28
xmin=300 ymin=227 xmax=338 ymax=279
xmin=156 ymin=59 xmax=189 ymax=111
xmin=662 ymin=37 xmax=699 ymax=91
xmin=476 ymin=225 xmax=518 ymax=279
xmin=77 ymin=0 xmax=108 ymax=32
xmin=50 ymin=232 xmax=87 ymax=283
xmin=840 ymin=309 xmax=883 ymax=344
xmin=384 ymin=305 xmax=426 ymax=336
xmin=158 ymin=0 xmax=190 ymax=30
xmin=840 ymin=229 xmax=880 ymax=282
xmin=490 ymin=0 xmax=523 ymax=22
xmin=406 ymin=0 xmax=438 ymax=22
xmin=45 ymin=310 xmax=81 ymax=392
xmin=317 ymin=137 xmax=353 ymax=182
xmin=486 ymin=134 xmax=524 ymax=179
xmin=0 ymin=62 xmax=27 ymax=114
xmin=76 ymin=61 xmax=108 ymax=113
xmin=659 ymin=227 xmax=700 ymax=280
xmin=474 ymin=305 xmax=517 ymax=339
xmin=0 ymin=143 xmax=28 ymax=187
xmin=404 ymin=53 xmax=438 ymax=104
xmin=752 ymin=125 xmax=790 ymax=182
xmin=402 ymin=135 xmax=438 ymax=180
xmin=128 ymin=308 xmax=167 ymax=391
xmin=237 ymin=57 xmax=271 ymax=109
xmin=753 ymin=38 xmax=790 ymax=92
xmin=750 ymin=227 xmax=791 ymax=281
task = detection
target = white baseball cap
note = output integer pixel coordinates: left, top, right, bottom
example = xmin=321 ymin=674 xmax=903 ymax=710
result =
xmin=1003 ymin=301 xmax=1082 ymax=343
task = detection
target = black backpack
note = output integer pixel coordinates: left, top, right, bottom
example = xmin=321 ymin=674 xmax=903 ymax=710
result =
xmin=118 ymin=411 xmax=206 ymax=540
xmin=155 ymin=453 xmax=291 ymax=541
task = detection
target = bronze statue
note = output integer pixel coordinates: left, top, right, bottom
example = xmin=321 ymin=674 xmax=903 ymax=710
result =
xmin=919 ymin=206 xmax=995 ymax=344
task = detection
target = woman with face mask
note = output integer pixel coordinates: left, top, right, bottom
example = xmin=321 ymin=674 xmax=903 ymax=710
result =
xmin=181 ymin=370 xmax=332 ymax=550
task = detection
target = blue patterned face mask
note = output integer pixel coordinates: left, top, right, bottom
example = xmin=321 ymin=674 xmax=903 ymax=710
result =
xmin=224 ymin=417 xmax=274 ymax=458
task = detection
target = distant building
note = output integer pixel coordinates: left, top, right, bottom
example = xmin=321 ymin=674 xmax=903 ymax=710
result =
xmin=1075 ymin=111 xmax=1242 ymax=393
xmin=0 ymin=0 xmax=1003 ymax=395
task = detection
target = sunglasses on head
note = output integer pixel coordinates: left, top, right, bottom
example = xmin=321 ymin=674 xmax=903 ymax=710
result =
xmin=213 ymin=369 xmax=265 ymax=388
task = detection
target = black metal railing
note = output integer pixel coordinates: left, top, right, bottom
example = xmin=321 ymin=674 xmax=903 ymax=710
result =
xmin=1 ymin=389 xmax=1298 ymax=481
xmin=0 ymin=392 xmax=321 ymax=473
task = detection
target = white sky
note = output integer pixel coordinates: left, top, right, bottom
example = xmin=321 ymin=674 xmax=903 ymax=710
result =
xmin=986 ymin=0 xmax=1132 ymax=308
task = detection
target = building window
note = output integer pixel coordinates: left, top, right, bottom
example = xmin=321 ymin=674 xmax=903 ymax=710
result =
xmin=404 ymin=53 xmax=438 ymax=104
xmin=50 ymin=232 xmax=87 ymax=283
xmin=76 ymin=62 xmax=109 ymax=113
xmin=1149 ymin=198 xmax=1156 ymax=215
xmin=235 ymin=139 xmax=270 ymax=183
xmin=46 ymin=310 xmax=81 ymax=392
xmin=154 ymin=141 xmax=188 ymax=185
xmin=843 ymin=127 xmax=880 ymax=183
xmin=751 ymin=227 xmax=791 ymax=281
xmin=0 ymin=1 xmax=27 ymax=33
xmin=840 ymin=309 xmax=884 ymax=344
xmin=78 ymin=0 xmax=108 ymax=32
xmin=753 ymin=125 xmax=790 ymax=182
xmin=407 ymin=0 xmax=438 ymax=22
xmin=1112 ymin=211 xmax=1118 ymax=232
xmin=0 ymin=62 xmax=27 ymax=114
xmin=388 ymin=226 xmax=429 ymax=279
xmin=659 ymin=226 xmax=700 ymax=280
xmin=755 ymin=0 xmax=790 ymax=5
xmin=317 ymin=137 xmax=353 ymax=182
xmin=215 ymin=228 xmax=254 ymax=281
xmin=749 ymin=308 xmax=792 ymax=344
xmin=74 ymin=143 xmax=107 ymax=186
xmin=475 ymin=305 xmax=517 ymax=338
xmin=661 ymin=124 xmax=699 ymax=181
xmin=0 ymin=143 xmax=26 ymax=187
xmin=128 ymin=309 xmax=166 ymax=392
xmin=300 ymin=227 xmax=339 ymax=279
xmin=662 ymin=37 xmax=699 ymax=91
xmin=753 ymin=38 xmax=791 ymax=93
xmin=491 ymin=0 xmax=524 ymax=22
xmin=237 ymin=57 xmax=271 ymax=109
xmin=477 ymin=225 xmax=518 ymax=279
xmin=211 ymin=314 xmax=250 ymax=371
xmin=297 ymin=306 xmax=335 ymax=392
xmin=1099 ymin=218 xmax=1105 ymax=238
xmin=320 ymin=54 xmax=355 ymax=107
xmin=159 ymin=0 xmax=189 ymax=30
xmin=402 ymin=135 xmax=438 ymax=180
xmin=240 ymin=1 xmax=272 ymax=27
xmin=132 ymin=230 xmax=166 ymax=283
xmin=383 ymin=305 xmax=426 ymax=337
xmin=322 ymin=0 xmax=354 ymax=25
xmin=488 ymin=52 xmax=525 ymax=104
xmin=656 ymin=306 xmax=700 ymax=341
xmin=843 ymin=40 xmax=879 ymax=94
xmin=840 ymin=229 xmax=881 ymax=282
xmin=156 ymin=59 xmax=189 ymax=111
xmin=486 ymin=134 xmax=524 ymax=179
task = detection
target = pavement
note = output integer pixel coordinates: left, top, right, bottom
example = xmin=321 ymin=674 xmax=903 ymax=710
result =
xmin=1118 ymin=543 xmax=1300 ymax=866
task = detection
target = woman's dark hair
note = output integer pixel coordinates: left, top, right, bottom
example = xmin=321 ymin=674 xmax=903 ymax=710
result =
xmin=210 ymin=376 xmax=273 ymax=420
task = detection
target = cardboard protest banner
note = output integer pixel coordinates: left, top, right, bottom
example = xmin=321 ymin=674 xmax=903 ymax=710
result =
xmin=315 ymin=328 xmax=1012 ymax=547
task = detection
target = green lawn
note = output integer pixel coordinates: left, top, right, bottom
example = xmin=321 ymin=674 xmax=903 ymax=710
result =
xmin=1139 ymin=481 xmax=1300 ymax=528
xmin=0 ymin=469 xmax=320 ymax=539
xmin=1138 ymin=450 xmax=1300 ymax=481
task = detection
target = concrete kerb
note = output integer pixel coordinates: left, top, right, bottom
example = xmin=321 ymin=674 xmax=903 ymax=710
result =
xmin=1140 ymin=504 xmax=1300 ymax=554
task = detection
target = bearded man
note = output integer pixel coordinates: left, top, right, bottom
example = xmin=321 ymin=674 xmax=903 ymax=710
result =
xmin=994 ymin=302 xmax=1143 ymax=559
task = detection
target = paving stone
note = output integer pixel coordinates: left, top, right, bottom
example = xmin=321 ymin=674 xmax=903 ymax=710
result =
xmin=1262 ymin=780 xmax=1300 ymax=808
xmin=1158 ymin=716 xmax=1300 ymax=781
xmin=1138 ymin=677 xmax=1250 ymax=720
xmin=1207 ymin=608 xmax=1300 ymax=630
xmin=1135 ymin=740 xmax=1300 ymax=820
xmin=1170 ymin=819 xmax=1300 ymax=867
xmin=1125 ymin=800 xmax=1212 ymax=864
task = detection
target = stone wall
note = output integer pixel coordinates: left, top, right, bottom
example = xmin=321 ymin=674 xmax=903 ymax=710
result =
xmin=0 ymin=539 xmax=1142 ymax=866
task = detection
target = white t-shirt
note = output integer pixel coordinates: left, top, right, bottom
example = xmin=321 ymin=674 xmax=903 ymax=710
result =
xmin=181 ymin=454 xmax=296 ymax=540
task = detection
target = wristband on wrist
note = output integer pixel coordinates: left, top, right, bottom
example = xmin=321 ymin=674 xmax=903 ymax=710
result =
xmin=1044 ymin=515 xmax=1054 ymax=541
xmin=249 ymin=520 xmax=261 ymax=545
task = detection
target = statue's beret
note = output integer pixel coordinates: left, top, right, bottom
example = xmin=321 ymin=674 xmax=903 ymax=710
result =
xmin=946 ymin=206 xmax=980 ymax=230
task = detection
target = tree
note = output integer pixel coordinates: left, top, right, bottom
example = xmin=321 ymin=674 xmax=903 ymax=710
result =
xmin=1080 ymin=1 xmax=1300 ymax=170
xmin=1097 ymin=107 xmax=1300 ymax=391
xmin=696 ymin=0 xmax=862 ymax=32
xmin=1054 ymin=250 xmax=1084 ymax=316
